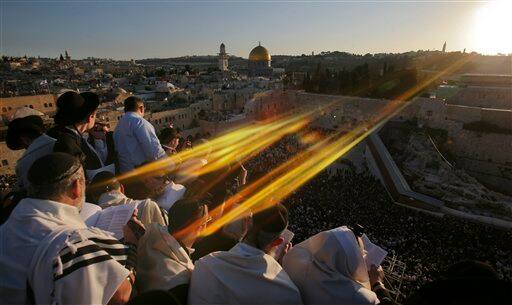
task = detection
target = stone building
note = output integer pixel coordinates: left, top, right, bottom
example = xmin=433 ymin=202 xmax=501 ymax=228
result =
xmin=248 ymin=43 xmax=272 ymax=77
xmin=0 ymin=94 xmax=57 ymax=118
xmin=218 ymin=43 xmax=228 ymax=72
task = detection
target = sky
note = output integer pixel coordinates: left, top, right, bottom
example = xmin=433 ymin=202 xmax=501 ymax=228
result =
xmin=1 ymin=0 xmax=510 ymax=60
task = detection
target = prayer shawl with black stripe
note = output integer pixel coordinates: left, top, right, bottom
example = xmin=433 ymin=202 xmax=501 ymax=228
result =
xmin=30 ymin=227 xmax=130 ymax=305
xmin=0 ymin=197 xmax=129 ymax=305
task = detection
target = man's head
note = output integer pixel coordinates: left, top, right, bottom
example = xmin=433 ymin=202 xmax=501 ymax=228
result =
xmin=168 ymin=198 xmax=210 ymax=247
xmin=244 ymin=204 xmax=289 ymax=253
xmin=159 ymin=127 xmax=180 ymax=151
xmin=142 ymin=174 xmax=168 ymax=199
xmin=54 ymin=91 xmax=99 ymax=131
xmin=6 ymin=115 xmax=45 ymax=150
xmin=124 ymin=96 xmax=145 ymax=116
xmin=79 ymin=92 xmax=99 ymax=130
xmin=27 ymin=153 xmax=86 ymax=210
xmin=222 ymin=200 xmax=252 ymax=242
xmin=88 ymin=171 xmax=123 ymax=204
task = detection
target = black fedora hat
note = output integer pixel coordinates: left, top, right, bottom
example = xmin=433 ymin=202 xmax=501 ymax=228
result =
xmin=54 ymin=91 xmax=100 ymax=126
xmin=6 ymin=115 xmax=45 ymax=150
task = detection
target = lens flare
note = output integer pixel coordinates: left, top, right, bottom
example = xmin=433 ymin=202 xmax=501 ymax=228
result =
xmin=197 ymin=54 xmax=475 ymax=238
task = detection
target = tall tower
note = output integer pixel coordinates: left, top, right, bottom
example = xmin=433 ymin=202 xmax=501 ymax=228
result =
xmin=218 ymin=43 xmax=228 ymax=71
xmin=442 ymin=41 xmax=446 ymax=53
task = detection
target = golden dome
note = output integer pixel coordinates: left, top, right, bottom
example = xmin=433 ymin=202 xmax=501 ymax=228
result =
xmin=249 ymin=44 xmax=271 ymax=62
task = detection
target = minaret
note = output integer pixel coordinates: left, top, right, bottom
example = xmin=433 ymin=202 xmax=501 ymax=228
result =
xmin=218 ymin=43 xmax=228 ymax=71
xmin=64 ymin=50 xmax=71 ymax=64
xmin=442 ymin=41 xmax=446 ymax=53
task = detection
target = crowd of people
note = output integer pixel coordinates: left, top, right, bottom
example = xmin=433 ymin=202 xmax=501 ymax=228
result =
xmin=243 ymin=132 xmax=512 ymax=298
xmin=282 ymin=170 xmax=512 ymax=295
xmin=0 ymin=91 xmax=510 ymax=305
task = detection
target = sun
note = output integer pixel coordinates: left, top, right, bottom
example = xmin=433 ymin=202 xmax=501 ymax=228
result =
xmin=471 ymin=0 xmax=512 ymax=55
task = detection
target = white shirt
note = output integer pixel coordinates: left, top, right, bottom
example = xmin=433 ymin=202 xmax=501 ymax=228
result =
xmin=137 ymin=223 xmax=194 ymax=292
xmin=15 ymin=134 xmax=56 ymax=189
xmin=0 ymin=198 xmax=129 ymax=305
xmin=189 ymin=242 xmax=303 ymax=305
xmin=113 ymin=111 xmax=167 ymax=173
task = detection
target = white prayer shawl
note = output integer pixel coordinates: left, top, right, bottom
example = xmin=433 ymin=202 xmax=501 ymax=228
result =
xmin=0 ymin=198 xmax=129 ymax=305
xmin=189 ymin=243 xmax=303 ymax=305
xmin=137 ymin=223 xmax=194 ymax=292
xmin=282 ymin=227 xmax=379 ymax=305
xmin=156 ymin=182 xmax=186 ymax=211
xmin=97 ymin=190 xmax=168 ymax=226
xmin=30 ymin=227 xmax=129 ymax=305
xmin=15 ymin=133 xmax=56 ymax=189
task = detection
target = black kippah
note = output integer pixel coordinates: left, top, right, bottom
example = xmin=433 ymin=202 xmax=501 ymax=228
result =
xmin=28 ymin=152 xmax=81 ymax=186
xmin=89 ymin=171 xmax=120 ymax=193
xmin=168 ymin=198 xmax=205 ymax=233
xmin=252 ymin=203 xmax=288 ymax=234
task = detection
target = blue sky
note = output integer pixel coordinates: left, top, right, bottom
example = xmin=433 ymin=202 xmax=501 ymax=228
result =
xmin=0 ymin=0 xmax=491 ymax=59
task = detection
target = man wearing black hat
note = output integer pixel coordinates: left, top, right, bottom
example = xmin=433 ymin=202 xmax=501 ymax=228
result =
xmin=47 ymin=91 xmax=108 ymax=173
xmin=6 ymin=113 xmax=56 ymax=189
xmin=0 ymin=153 xmax=141 ymax=305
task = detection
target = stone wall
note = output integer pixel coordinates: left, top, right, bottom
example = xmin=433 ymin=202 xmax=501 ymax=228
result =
xmin=481 ymin=108 xmax=512 ymax=130
xmin=399 ymin=97 xmax=512 ymax=195
xmin=448 ymin=130 xmax=512 ymax=165
xmin=447 ymin=86 xmax=511 ymax=110
xmin=147 ymin=107 xmax=196 ymax=131
xmin=0 ymin=94 xmax=57 ymax=118
xmin=198 ymin=117 xmax=249 ymax=136
xmin=0 ymin=142 xmax=23 ymax=174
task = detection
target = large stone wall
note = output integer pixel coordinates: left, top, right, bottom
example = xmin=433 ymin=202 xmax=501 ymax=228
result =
xmin=0 ymin=94 xmax=57 ymax=118
xmin=481 ymin=108 xmax=512 ymax=130
xmin=198 ymin=117 xmax=249 ymax=136
xmin=398 ymin=97 xmax=512 ymax=195
xmin=447 ymin=86 xmax=511 ymax=110
xmin=448 ymin=130 xmax=512 ymax=165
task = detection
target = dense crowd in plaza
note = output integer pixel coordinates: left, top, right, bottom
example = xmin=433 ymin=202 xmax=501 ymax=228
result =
xmin=0 ymin=91 xmax=510 ymax=305
xmin=244 ymin=134 xmax=512 ymax=298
